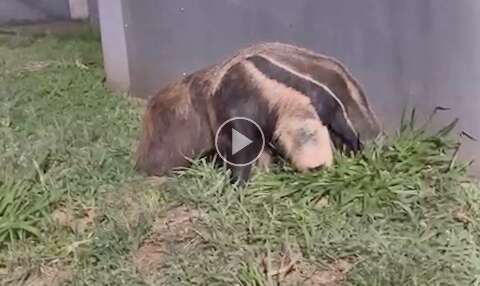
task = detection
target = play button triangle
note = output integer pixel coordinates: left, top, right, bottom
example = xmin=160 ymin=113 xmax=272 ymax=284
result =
xmin=231 ymin=129 xmax=253 ymax=155
xmin=214 ymin=117 xmax=266 ymax=166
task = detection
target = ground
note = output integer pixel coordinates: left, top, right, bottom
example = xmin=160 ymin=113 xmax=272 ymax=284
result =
xmin=0 ymin=26 xmax=480 ymax=286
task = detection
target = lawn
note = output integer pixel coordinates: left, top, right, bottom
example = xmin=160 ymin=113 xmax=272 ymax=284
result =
xmin=0 ymin=28 xmax=479 ymax=286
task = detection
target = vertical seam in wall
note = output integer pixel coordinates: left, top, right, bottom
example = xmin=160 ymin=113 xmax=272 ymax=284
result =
xmin=66 ymin=0 xmax=71 ymax=19
xmin=120 ymin=0 xmax=133 ymax=94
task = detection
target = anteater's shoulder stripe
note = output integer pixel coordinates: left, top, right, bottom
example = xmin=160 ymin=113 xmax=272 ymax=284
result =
xmin=245 ymin=54 xmax=360 ymax=151
xmin=247 ymin=54 xmax=348 ymax=115
xmin=246 ymin=54 xmax=357 ymax=135
xmin=209 ymin=43 xmax=276 ymax=95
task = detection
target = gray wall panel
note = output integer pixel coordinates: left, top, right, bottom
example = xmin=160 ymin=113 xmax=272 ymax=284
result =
xmin=87 ymin=0 xmax=98 ymax=29
xmin=0 ymin=0 xmax=70 ymax=25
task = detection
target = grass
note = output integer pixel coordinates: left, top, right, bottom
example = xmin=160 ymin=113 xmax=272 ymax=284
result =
xmin=0 ymin=27 xmax=479 ymax=286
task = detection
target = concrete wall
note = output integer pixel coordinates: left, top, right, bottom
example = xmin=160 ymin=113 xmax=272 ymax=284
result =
xmin=87 ymin=0 xmax=99 ymax=29
xmin=0 ymin=0 xmax=71 ymax=25
xmin=0 ymin=0 xmax=91 ymax=26
xmin=68 ymin=0 xmax=88 ymax=20
xmin=100 ymin=0 xmax=480 ymax=174
xmin=97 ymin=0 xmax=130 ymax=91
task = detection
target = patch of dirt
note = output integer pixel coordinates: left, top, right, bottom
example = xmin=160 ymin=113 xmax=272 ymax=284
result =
xmin=313 ymin=197 xmax=330 ymax=209
xmin=109 ymin=190 xmax=147 ymax=231
xmin=23 ymin=265 xmax=71 ymax=286
xmin=22 ymin=61 xmax=50 ymax=72
xmin=2 ymin=263 xmax=71 ymax=286
xmin=300 ymin=259 xmax=353 ymax=286
xmin=260 ymin=242 xmax=355 ymax=286
xmin=101 ymin=177 xmax=167 ymax=232
xmin=133 ymin=205 xmax=205 ymax=284
xmin=452 ymin=208 xmax=473 ymax=224
xmin=51 ymin=206 xmax=95 ymax=234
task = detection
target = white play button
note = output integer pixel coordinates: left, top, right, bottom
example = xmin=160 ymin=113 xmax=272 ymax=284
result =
xmin=214 ymin=117 xmax=265 ymax=167
xmin=232 ymin=129 xmax=253 ymax=155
